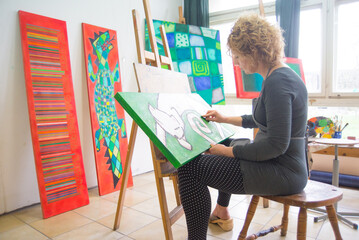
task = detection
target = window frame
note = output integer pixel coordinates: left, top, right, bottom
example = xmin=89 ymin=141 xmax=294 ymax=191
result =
xmin=330 ymin=0 xmax=359 ymax=98
xmin=209 ymin=0 xmax=359 ymax=107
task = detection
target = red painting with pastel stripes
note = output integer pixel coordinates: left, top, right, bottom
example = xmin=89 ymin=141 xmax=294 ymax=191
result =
xmin=19 ymin=10 xmax=89 ymax=218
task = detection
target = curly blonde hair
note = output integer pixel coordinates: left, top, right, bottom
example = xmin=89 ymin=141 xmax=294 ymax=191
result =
xmin=227 ymin=13 xmax=284 ymax=68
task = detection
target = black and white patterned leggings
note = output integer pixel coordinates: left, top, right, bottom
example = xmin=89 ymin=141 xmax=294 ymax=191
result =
xmin=178 ymin=140 xmax=245 ymax=240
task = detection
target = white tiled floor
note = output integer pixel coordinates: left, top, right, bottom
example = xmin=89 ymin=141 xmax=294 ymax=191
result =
xmin=1 ymin=171 xmax=359 ymax=239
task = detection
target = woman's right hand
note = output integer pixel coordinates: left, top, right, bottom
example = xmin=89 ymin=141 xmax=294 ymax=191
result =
xmin=202 ymin=110 xmax=227 ymax=123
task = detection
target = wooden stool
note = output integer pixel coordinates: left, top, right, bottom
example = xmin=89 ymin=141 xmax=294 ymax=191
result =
xmin=238 ymin=180 xmax=343 ymax=240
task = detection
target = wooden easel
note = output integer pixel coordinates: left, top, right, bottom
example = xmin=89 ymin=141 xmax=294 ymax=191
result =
xmin=178 ymin=6 xmax=186 ymax=24
xmin=113 ymin=0 xmax=184 ymax=239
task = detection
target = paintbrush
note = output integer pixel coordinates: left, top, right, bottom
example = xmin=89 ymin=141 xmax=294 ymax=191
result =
xmin=340 ymin=123 xmax=349 ymax=132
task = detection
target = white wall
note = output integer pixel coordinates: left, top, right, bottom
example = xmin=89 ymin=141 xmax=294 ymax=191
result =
xmin=0 ymin=0 xmax=182 ymax=214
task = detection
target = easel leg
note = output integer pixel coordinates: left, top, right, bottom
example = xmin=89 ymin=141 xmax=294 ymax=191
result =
xmin=113 ymin=122 xmax=138 ymax=230
xmin=263 ymin=198 xmax=269 ymax=208
xmin=150 ymin=142 xmax=174 ymax=240
xmin=170 ymin=175 xmax=181 ymax=206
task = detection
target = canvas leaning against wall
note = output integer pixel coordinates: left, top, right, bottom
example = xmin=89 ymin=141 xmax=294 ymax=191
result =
xmin=145 ymin=19 xmax=225 ymax=106
xmin=234 ymin=57 xmax=306 ymax=99
xmin=82 ymin=23 xmax=133 ymax=196
xmin=18 ymin=11 xmax=89 ymax=218
xmin=115 ymin=92 xmax=234 ymax=168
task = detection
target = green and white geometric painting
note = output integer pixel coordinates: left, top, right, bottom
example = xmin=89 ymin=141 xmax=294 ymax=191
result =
xmin=145 ymin=20 xmax=225 ymax=106
xmin=114 ymin=92 xmax=233 ymax=168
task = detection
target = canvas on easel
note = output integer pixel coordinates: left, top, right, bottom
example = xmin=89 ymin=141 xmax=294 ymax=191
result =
xmin=115 ymin=92 xmax=234 ymax=168
xmin=133 ymin=62 xmax=191 ymax=93
xmin=82 ymin=23 xmax=133 ymax=196
xmin=19 ymin=10 xmax=89 ymax=218
xmin=113 ymin=0 xmax=205 ymax=240
xmin=113 ymin=1 xmax=190 ymax=238
xmin=145 ymin=19 xmax=225 ymax=105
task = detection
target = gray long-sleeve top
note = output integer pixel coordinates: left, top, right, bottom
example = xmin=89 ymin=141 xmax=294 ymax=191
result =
xmin=233 ymin=67 xmax=308 ymax=195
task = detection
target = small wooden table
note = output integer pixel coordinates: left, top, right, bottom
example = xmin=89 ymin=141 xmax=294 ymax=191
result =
xmin=313 ymin=138 xmax=359 ymax=229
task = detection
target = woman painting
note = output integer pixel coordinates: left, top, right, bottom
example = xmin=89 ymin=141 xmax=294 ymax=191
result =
xmin=178 ymin=13 xmax=308 ymax=240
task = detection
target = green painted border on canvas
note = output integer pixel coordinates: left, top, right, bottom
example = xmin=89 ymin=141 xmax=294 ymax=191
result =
xmin=114 ymin=92 xmax=233 ymax=168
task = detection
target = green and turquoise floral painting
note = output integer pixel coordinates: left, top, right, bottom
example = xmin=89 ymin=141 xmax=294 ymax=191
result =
xmin=114 ymin=92 xmax=234 ymax=168
xmin=145 ymin=20 xmax=225 ymax=105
